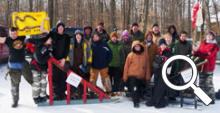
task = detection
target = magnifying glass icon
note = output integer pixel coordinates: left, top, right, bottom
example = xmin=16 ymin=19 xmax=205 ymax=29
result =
xmin=162 ymin=55 xmax=212 ymax=105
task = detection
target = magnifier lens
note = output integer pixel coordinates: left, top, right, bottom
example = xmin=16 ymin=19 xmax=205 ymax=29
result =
xmin=166 ymin=60 xmax=193 ymax=86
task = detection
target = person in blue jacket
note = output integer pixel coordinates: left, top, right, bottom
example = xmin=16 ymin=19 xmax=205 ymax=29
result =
xmin=90 ymin=32 xmax=112 ymax=93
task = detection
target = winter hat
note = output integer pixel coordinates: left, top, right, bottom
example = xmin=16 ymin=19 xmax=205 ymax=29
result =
xmin=56 ymin=20 xmax=65 ymax=32
xmin=159 ymin=38 xmax=167 ymax=46
xmin=56 ymin=20 xmax=65 ymax=29
xmin=207 ymin=31 xmax=216 ymax=37
xmin=84 ymin=26 xmax=93 ymax=31
xmin=152 ymin=23 xmax=159 ymax=28
xmin=75 ymin=29 xmax=83 ymax=37
xmin=110 ymin=32 xmax=118 ymax=39
xmin=132 ymin=22 xmax=139 ymax=27
xmin=121 ymin=30 xmax=129 ymax=38
xmin=92 ymin=31 xmax=101 ymax=38
xmin=98 ymin=22 xmax=104 ymax=27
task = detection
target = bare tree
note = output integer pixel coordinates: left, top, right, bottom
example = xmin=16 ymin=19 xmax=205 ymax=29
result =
xmin=143 ymin=0 xmax=149 ymax=33
xmin=29 ymin=0 xmax=33 ymax=11
xmin=48 ymin=0 xmax=54 ymax=26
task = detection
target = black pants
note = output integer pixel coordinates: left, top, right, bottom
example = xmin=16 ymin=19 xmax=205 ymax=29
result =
xmin=52 ymin=65 xmax=67 ymax=98
xmin=71 ymin=66 xmax=90 ymax=98
xmin=127 ymin=77 xmax=145 ymax=104
xmin=149 ymin=68 xmax=167 ymax=107
xmin=109 ymin=67 xmax=122 ymax=92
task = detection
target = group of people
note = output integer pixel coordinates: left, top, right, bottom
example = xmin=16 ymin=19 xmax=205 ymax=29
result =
xmin=0 ymin=20 xmax=219 ymax=109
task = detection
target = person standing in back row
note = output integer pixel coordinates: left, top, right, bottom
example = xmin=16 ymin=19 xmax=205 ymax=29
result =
xmin=46 ymin=21 xmax=70 ymax=100
xmin=130 ymin=23 xmax=145 ymax=42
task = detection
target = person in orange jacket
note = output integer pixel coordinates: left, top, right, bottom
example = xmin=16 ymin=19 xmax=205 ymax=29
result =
xmin=123 ymin=40 xmax=150 ymax=108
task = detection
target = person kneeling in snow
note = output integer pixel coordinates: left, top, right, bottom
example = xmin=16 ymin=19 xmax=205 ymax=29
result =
xmin=123 ymin=40 xmax=150 ymax=108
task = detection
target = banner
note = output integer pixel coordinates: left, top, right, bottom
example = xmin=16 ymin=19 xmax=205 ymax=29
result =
xmin=12 ymin=12 xmax=50 ymax=36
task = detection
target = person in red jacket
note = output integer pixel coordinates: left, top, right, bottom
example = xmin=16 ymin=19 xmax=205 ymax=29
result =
xmin=193 ymin=31 xmax=219 ymax=104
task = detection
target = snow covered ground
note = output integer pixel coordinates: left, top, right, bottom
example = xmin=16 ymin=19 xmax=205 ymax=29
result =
xmin=0 ymin=64 xmax=219 ymax=113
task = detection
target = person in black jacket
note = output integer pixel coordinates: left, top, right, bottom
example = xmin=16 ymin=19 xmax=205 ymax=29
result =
xmin=146 ymin=39 xmax=172 ymax=108
xmin=90 ymin=32 xmax=112 ymax=93
xmin=46 ymin=21 xmax=70 ymax=100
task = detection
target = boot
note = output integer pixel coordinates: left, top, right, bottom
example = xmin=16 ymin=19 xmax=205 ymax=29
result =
xmin=11 ymin=100 xmax=18 ymax=108
xmin=133 ymin=102 xmax=140 ymax=108
xmin=39 ymin=96 xmax=47 ymax=103
xmin=33 ymin=97 xmax=41 ymax=104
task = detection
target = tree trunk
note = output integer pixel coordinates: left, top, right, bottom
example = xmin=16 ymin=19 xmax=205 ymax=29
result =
xmin=29 ymin=0 xmax=33 ymax=11
xmin=188 ymin=0 xmax=192 ymax=36
xmin=205 ymin=0 xmax=211 ymax=29
xmin=143 ymin=0 xmax=149 ymax=33
xmin=110 ymin=0 xmax=117 ymax=31
xmin=154 ymin=0 xmax=157 ymax=23
xmin=212 ymin=0 xmax=220 ymax=30
xmin=48 ymin=0 xmax=54 ymax=27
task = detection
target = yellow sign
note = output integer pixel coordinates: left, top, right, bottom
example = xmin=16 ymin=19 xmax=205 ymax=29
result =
xmin=12 ymin=12 xmax=50 ymax=36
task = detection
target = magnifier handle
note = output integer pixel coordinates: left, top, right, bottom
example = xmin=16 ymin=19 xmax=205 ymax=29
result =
xmin=193 ymin=86 xmax=212 ymax=105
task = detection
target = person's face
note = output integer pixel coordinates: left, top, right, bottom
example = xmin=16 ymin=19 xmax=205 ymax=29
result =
xmin=160 ymin=44 xmax=167 ymax=51
xmin=132 ymin=26 xmax=139 ymax=33
xmin=111 ymin=36 xmax=117 ymax=43
xmin=147 ymin=35 xmax=153 ymax=41
xmin=85 ymin=29 xmax=92 ymax=35
xmin=57 ymin=26 xmax=64 ymax=34
xmin=122 ymin=36 xmax=129 ymax=42
xmin=93 ymin=34 xmax=100 ymax=42
xmin=170 ymin=28 xmax=175 ymax=34
xmin=76 ymin=34 xmax=82 ymax=43
xmin=165 ymin=36 xmax=172 ymax=45
xmin=97 ymin=25 xmax=103 ymax=32
xmin=180 ymin=33 xmax=187 ymax=41
xmin=152 ymin=26 xmax=160 ymax=34
xmin=10 ymin=31 xmax=18 ymax=39
xmin=206 ymin=34 xmax=214 ymax=41
xmin=134 ymin=45 xmax=141 ymax=51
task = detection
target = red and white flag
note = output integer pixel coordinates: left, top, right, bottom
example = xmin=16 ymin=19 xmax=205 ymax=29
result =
xmin=192 ymin=2 xmax=203 ymax=29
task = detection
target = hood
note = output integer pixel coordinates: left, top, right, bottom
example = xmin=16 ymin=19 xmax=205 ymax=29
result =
xmin=131 ymin=40 xmax=144 ymax=50
xmin=56 ymin=21 xmax=65 ymax=32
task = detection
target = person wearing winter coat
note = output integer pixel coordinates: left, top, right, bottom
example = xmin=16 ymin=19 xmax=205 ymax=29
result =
xmin=146 ymin=38 xmax=172 ymax=108
xmin=46 ymin=21 xmax=71 ymax=100
xmin=90 ymin=32 xmax=112 ymax=93
xmin=83 ymin=25 xmax=93 ymax=43
xmin=28 ymin=33 xmax=52 ymax=104
xmin=152 ymin=23 xmax=162 ymax=45
xmin=108 ymin=32 xmax=123 ymax=95
xmin=144 ymin=31 xmax=158 ymax=77
xmin=120 ymin=30 xmax=132 ymax=69
xmin=130 ymin=23 xmax=145 ymax=42
xmin=66 ymin=30 xmax=92 ymax=98
xmin=172 ymin=31 xmax=192 ymax=73
xmin=193 ymin=31 xmax=219 ymax=104
xmin=94 ymin=22 xmax=110 ymax=42
xmin=123 ymin=40 xmax=150 ymax=108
